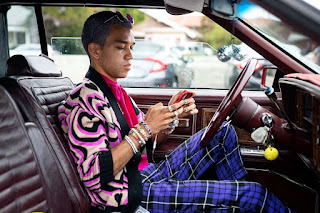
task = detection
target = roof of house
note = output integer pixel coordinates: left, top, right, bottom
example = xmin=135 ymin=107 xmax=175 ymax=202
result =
xmin=137 ymin=9 xmax=203 ymax=39
xmin=168 ymin=14 xmax=204 ymax=28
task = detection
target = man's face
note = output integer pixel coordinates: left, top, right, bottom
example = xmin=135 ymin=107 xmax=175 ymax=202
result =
xmin=94 ymin=24 xmax=135 ymax=81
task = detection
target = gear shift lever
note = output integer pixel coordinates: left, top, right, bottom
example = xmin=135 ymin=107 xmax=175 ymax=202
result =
xmin=264 ymin=87 xmax=293 ymax=129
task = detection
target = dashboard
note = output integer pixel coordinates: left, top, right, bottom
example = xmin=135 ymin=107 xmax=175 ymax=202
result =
xmin=279 ymin=77 xmax=320 ymax=169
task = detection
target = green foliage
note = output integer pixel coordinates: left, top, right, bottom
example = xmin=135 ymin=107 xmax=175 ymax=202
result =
xmin=114 ymin=8 xmax=145 ymax=24
xmin=42 ymin=7 xmax=145 ymax=44
xmin=198 ymin=17 xmax=241 ymax=50
xmin=43 ymin=7 xmax=97 ymax=43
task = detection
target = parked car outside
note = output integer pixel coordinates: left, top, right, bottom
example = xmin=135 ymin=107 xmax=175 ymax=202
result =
xmin=118 ymin=40 xmax=194 ymax=88
xmin=10 ymin=43 xmax=58 ymax=59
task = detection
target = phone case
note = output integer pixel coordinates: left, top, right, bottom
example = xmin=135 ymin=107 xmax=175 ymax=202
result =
xmin=174 ymin=90 xmax=192 ymax=103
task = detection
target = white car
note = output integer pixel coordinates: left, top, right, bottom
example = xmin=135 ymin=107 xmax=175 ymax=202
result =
xmin=10 ymin=43 xmax=57 ymax=59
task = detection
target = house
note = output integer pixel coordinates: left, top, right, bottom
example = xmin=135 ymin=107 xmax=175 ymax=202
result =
xmin=7 ymin=6 xmax=38 ymax=49
xmin=133 ymin=9 xmax=203 ymax=43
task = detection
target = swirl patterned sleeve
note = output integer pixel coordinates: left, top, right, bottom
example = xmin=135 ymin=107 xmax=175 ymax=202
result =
xmin=58 ymin=82 xmax=130 ymax=208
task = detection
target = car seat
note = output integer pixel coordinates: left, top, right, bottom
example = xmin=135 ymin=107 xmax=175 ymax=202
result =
xmin=0 ymin=85 xmax=75 ymax=212
xmin=0 ymin=54 xmax=90 ymax=212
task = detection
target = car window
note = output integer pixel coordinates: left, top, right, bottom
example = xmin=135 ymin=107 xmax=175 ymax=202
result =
xmin=7 ymin=6 xmax=40 ymax=57
xmin=238 ymin=1 xmax=320 ymax=74
xmin=43 ymin=7 xmax=265 ymax=90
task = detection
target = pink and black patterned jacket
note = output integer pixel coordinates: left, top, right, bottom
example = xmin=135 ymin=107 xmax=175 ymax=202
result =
xmin=58 ymin=67 xmax=144 ymax=212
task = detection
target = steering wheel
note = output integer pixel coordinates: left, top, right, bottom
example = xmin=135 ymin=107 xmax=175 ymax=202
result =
xmin=200 ymin=58 xmax=258 ymax=147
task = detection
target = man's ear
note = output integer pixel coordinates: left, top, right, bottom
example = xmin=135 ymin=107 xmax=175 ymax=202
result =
xmin=88 ymin=43 xmax=101 ymax=60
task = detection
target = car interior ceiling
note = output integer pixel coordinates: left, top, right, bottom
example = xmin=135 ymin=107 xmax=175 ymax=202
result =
xmin=0 ymin=1 xmax=319 ymax=213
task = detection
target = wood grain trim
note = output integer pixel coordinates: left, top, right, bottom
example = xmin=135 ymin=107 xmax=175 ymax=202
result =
xmin=201 ymin=108 xmax=217 ymax=129
xmin=201 ymin=107 xmax=255 ymax=143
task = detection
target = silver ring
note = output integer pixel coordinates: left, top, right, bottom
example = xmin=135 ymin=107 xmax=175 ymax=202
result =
xmin=173 ymin=119 xmax=179 ymax=127
xmin=174 ymin=111 xmax=178 ymax=117
xmin=182 ymin=100 xmax=188 ymax=104
xmin=168 ymin=105 xmax=173 ymax=112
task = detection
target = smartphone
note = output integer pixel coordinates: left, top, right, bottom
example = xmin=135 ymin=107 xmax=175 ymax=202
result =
xmin=174 ymin=90 xmax=193 ymax=103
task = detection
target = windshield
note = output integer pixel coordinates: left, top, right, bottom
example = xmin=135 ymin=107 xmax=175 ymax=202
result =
xmin=238 ymin=0 xmax=320 ymax=73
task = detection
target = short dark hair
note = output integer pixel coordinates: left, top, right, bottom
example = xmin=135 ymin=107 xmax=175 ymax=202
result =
xmin=81 ymin=11 xmax=132 ymax=57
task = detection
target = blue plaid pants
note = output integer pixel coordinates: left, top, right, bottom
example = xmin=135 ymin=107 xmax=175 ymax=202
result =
xmin=140 ymin=124 xmax=293 ymax=213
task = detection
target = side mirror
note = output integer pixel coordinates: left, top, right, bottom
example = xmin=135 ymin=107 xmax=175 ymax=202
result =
xmin=261 ymin=66 xmax=277 ymax=88
xmin=210 ymin=0 xmax=239 ymax=20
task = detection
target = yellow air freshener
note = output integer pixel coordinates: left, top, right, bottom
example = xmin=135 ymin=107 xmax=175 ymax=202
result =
xmin=264 ymin=146 xmax=279 ymax=161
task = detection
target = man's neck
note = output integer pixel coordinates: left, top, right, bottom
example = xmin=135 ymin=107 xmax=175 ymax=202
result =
xmin=90 ymin=64 xmax=117 ymax=82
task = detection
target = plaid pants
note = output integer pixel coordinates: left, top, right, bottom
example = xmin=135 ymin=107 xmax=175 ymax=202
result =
xmin=140 ymin=124 xmax=293 ymax=213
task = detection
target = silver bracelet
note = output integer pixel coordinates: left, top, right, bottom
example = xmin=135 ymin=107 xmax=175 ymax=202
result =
xmin=125 ymin=135 xmax=138 ymax=154
xmin=131 ymin=128 xmax=146 ymax=146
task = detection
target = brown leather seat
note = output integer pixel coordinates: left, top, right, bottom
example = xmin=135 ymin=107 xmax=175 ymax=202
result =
xmin=0 ymin=54 xmax=90 ymax=212
xmin=0 ymin=85 xmax=74 ymax=212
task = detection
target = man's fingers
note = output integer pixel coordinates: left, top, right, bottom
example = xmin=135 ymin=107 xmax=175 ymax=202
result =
xmin=154 ymin=102 xmax=164 ymax=108
xmin=184 ymin=103 xmax=197 ymax=113
xmin=182 ymin=97 xmax=195 ymax=105
xmin=167 ymin=101 xmax=184 ymax=112
xmin=190 ymin=108 xmax=199 ymax=115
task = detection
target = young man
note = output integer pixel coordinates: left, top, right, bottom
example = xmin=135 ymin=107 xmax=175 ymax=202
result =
xmin=58 ymin=11 xmax=293 ymax=213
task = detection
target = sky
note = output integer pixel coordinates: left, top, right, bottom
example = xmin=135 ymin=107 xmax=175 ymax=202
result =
xmin=303 ymin=0 xmax=320 ymax=10
xmin=238 ymin=0 xmax=319 ymax=20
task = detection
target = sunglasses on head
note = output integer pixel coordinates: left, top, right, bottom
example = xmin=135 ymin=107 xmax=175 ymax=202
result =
xmin=89 ymin=12 xmax=134 ymax=45
xmin=104 ymin=11 xmax=134 ymax=24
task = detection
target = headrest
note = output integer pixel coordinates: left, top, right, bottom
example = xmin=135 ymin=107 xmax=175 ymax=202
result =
xmin=6 ymin=54 xmax=62 ymax=77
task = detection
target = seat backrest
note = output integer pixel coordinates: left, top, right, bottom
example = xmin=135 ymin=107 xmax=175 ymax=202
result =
xmin=0 ymin=54 xmax=90 ymax=212
xmin=0 ymin=85 xmax=74 ymax=213
xmin=5 ymin=54 xmax=73 ymax=141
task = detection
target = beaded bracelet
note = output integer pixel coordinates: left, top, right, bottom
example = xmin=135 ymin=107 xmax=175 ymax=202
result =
xmin=138 ymin=127 xmax=148 ymax=141
xmin=139 ymin=121 xmax=152 ymax=138
xmin=131 ymin=128 xmax=146 ymax=146
xmin=129 ymin=129 xmax=144 ymax=147
xmin=125 ymin=135 xmax=138 ymax=154
xmin=130 ymin=130 xmax=140 ymax=143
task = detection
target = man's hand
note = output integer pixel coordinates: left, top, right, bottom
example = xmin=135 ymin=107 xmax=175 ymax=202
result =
xmin=144 ymin=102 xmax=184 ymax=134
xmin=168 ymin=90 xmax=198 ymax=118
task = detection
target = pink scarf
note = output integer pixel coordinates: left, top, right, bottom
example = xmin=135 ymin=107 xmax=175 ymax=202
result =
xmin=100 ymin=74 xmax=148 ymax=171
xmin=100 ymin=74 xmax=138 ymax=128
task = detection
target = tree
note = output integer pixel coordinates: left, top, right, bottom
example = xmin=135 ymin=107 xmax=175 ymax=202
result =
xmin=199 ymin=16 xmax=241 ymax=50
xmin=42 ymin=7 xmax=145 ymax=43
